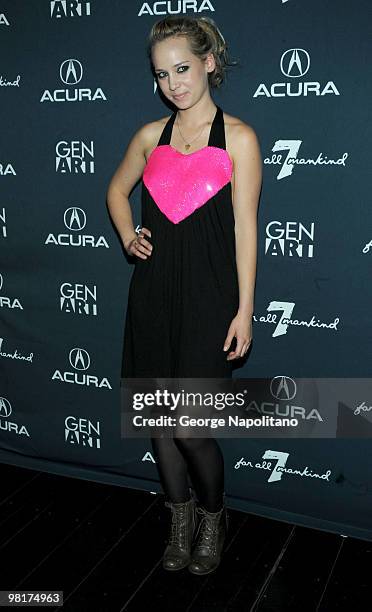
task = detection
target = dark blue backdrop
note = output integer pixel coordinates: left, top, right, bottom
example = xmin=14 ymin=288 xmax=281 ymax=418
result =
xmin=1 ymin=0 xmax=372 ymax=541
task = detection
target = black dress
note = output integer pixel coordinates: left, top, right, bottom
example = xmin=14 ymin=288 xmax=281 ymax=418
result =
xmin=121 ymin=104 xmax=239 ymax=378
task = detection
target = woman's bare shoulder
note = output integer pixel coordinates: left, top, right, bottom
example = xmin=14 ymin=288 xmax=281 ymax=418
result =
xmin=138 ymin=114 xmax=172 ymax=156
xmin=223 ymin=111 xmax=259 ymax=141
xmin=223 ymin=111 xmax=260 ymax=161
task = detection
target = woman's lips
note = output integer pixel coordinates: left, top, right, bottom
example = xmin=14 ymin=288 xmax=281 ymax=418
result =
xmin=173 ymin=92 xmax=188 ymax=100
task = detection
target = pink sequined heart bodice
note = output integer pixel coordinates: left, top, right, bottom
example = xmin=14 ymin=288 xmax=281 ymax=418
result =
xmin=143 ymin=144 xmax=233 ymax=225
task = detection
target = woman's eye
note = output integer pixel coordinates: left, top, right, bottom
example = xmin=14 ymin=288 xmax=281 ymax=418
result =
xmin=156 ymin=66 xmax=189 ymax=79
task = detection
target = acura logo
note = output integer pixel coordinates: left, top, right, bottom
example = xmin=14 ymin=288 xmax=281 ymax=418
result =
xmin=69 ymin=348 xmax=90 ymax=371
xmin=280 ymin=49 xmax=310 ymax=78
xmin=64 ymin=207 xmax=87 ymax=231
xmin=60 ymin=59 xmax=83 ymax=85
xmin=270 ymin=376 xmax=297 ymax=400
xmin=0 ymin=397 xmax=12 ymax=418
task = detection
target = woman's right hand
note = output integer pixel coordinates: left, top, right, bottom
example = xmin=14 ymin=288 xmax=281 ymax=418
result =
xmin=124 ymin=227 xmax=153 ymax=259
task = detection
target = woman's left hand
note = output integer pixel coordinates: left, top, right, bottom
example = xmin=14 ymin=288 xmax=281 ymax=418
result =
xmin=223 ymin=311 xmax=253 ymax=360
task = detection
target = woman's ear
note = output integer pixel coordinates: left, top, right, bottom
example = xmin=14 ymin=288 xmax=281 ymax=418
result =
xmin=205 ymin=52 xmax=216 ymax=74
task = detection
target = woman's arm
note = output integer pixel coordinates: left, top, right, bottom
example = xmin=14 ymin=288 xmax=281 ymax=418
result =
xmin=233 ymin=123 xmax=262 ymax=316
xmin=106 ymin=125 xmax=153 ymax=259
xmin=224 ymin=123 xmax=262 ymax=360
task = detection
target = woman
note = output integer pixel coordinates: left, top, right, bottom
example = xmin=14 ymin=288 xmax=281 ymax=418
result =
xmin=107 ymin=15 xmax=262 ymax=575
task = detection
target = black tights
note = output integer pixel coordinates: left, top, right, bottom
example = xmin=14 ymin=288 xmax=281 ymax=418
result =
xmin=151 ymin=436 xmax=224 ymax=513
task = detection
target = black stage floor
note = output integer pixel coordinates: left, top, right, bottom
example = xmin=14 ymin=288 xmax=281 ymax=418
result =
xmin=0 ymin=462 xmax=370 ymax=611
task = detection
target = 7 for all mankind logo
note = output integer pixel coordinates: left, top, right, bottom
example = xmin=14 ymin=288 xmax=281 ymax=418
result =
xmin=265 ymin=140 xmax=348 ymax=181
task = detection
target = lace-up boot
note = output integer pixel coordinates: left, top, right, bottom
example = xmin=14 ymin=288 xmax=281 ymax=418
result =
xmin=162 ymin=498 xmax=196 ymax=571
xmin=188 ymin=499 xmax=228 ymax=575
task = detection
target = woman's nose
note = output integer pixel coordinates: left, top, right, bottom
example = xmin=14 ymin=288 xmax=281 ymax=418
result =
xmin=168 ymin=74 xmax=180 ymax=91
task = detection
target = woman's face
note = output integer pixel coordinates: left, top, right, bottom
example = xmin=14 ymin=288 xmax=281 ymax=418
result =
xmin=152 ymin=36 xmax=215 ymax=107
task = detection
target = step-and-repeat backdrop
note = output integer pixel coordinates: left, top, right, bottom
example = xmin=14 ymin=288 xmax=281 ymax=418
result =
xmin=1 ymin=0 xmax=372 ymax=540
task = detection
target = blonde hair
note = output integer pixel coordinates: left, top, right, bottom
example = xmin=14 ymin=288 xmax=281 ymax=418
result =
xmin=147 ymin=15 xmax=238 ymax=89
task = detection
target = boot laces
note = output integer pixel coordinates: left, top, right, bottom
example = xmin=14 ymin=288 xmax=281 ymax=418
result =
xmin=165 ymin=502 xmax=189 ymax=547
xmin=195 ymin=508 xmax=221 ymax=554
